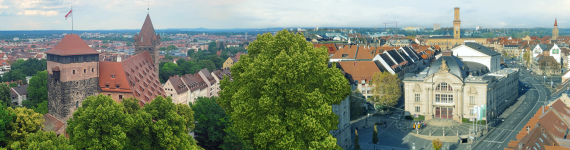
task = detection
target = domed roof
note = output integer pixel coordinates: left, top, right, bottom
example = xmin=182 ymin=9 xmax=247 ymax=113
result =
xmin=427 ymin=55 xmax=468 ymax=79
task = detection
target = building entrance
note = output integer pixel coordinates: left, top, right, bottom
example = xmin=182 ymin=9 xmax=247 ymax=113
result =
xmin=435 ymin=106 xmax=453 ymax=119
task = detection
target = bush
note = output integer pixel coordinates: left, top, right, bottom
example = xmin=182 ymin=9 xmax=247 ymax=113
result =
xmin=461 ymin=118 xmax=486 ymax=124
xmin=405 ymin=115 xmax=425 ymax=121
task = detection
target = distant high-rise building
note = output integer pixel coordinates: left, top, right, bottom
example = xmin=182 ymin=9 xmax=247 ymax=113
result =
xmin=476 ymin=26 xmax=482 ymax=30
xmin=134 ymin=14 xmax=161 ymax=76
xmin=433 ymin=24 xmax=441 ymax=30
xmin=553 ymin=19 xmax=559 ymax=40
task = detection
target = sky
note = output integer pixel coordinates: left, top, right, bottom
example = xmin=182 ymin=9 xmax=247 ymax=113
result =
xmin=0 ymin=0 xmax=569 ymax=30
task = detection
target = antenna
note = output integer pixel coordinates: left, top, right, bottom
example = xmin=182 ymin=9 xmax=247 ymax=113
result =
xmin=147 ymin=2 xmax=149 ymax=13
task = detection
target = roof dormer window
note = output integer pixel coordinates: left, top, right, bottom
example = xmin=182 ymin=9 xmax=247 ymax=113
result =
xmin=111 ymin=75 xmax=115 ymax=78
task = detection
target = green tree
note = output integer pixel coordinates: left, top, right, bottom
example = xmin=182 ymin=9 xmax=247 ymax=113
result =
xmin=432 ymin=138 xmax=442 ymax=150
xmin=208 ymin=41 xmax=217 ymax=51
xmin=218 ymin=30 xmax=350 ymax=149
xmin=24 ymin=71 xmax=48 ymax=108
xmin=219 ymin=127 xmax=253 ymax=150
xmin=31 ymin=101 xmax=48 ymax=114
xmin=125 ymin=109 xmax=153 ymax=150
xmin=373 ymin=124 xmax=378 ymax=144
xmin=354 ymin=130 xmax=360 ymax=150
xmin=523 ymin=50 xmax=531 ymax=66
xmin=190 ymin=97 xmax=229 ymax=149
xmin=196 ymin=60 xmax=216 ymax=73
xmin=3 ymin=70 xmax=25 ymax=83
xmin=67 ymin=95 xmax=130 ymax=150
xmin=121 ymin=97 xmax=140 ymax=114
xmin=7 ymin=107 xmax=44 ymax=148
xmin=8 ymin=83 xmax=17 ymax=87
xmin=176 ymin=103 xmax=195 ymax=130
xmin=0 ymin=103 xmax=15 ymax=147
xmin=142 ymin=96 xmax=196 ymax=149
xmin=350 ymin=91 xmax=365 ymax=120
xmin=24 ymin=131 xmax=74 ymax=150
xmin=0 ymin=83 xmax=11 ymax=107
xmin=370 ymin=71 xmax=401 ymax=110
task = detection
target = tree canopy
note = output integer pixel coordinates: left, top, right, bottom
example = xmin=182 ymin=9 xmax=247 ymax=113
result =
xmin=190 ymin=97 xmax=230 ymax=150
xmin=218 ymin=30 xmax=350 ymax=149
xmin=67 ymin=95 xmax=130 ymax=149
xmin=24 ymin=71 xmax=48 ymax=109
xmin=370 ymin=71 xmax=401 ymax=109
xmin=6 ymin=107 xmax=44 ymax=148
xmin=0 ymin=83 xmax=11 ymax=107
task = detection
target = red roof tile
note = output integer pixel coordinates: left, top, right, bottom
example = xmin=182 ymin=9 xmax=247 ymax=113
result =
xmin=99 ymin=61 xmax=132 ymax=93
xmin=338 ymin=61 xmax=381 ymax=84
xmin=121 ymin=51 xmax=165 ymax=104
xmin=46 ymin=34 xmax=99 ymax=56
xmin=43 ymin=113 xmax=65 ymax=135
xmin=134 ymin=14 xmax=161 ymax=46
xmin=314 ymin=43 xmax=338 ymax=54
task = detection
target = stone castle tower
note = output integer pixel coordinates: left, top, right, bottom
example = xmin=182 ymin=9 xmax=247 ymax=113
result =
xmin=134 ymin=14 xmax=161 ymax=76
xmin=553 ymin=19 xmax=559 ymax=40
xmin=46 ymin=34 xmax=100 ymax=122
xmin=453 ymin=7 xmax=461 ymax=39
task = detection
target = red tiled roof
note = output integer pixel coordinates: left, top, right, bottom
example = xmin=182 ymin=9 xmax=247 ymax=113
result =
xmin=121 ymin=51 xmax=165 ymax=105
xmin=134 ymin=14 xmax=161 ymax=46
xmin=43 ymin=113 xmax=65 ymax=135
xmin=314 ymin=43 xmax=338 ymax=54
xmin=331 ymin=45 xmax=358 ymax=59
xmin=46 ymin=34 xmax=99 ymax=56
xmin=338 ymin=61 xmax=381 ymax=84
xmin=355 ymin=46 xmax=383 ymax=60
xmin=99 ymin=61 xmax=132 ymax=93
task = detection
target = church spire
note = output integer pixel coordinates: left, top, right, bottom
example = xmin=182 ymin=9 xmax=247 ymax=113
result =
xmin=555 ymin=18 xmax=558 ymax=26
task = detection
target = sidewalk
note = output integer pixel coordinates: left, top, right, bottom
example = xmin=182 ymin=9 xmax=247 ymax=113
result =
xmin=499 ymin=95 xmax=525 ymax=118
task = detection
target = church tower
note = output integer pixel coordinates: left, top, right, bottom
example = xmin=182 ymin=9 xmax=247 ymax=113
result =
xmin=134 ymin=14 xmax=161 ymax=76
xmin=46 ymin=34 xmax=100 ymax=122
xmin=453 ymin=7 xmax=461 ymax=39
xmin=553 ymin=18 xmax=559 ymax=40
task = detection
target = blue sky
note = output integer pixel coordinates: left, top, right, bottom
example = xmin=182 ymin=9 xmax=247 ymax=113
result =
xmin=0 ymin=0 xmax=568 ymax=30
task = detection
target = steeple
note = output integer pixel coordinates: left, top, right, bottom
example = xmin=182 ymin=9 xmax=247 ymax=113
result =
xmin=134 ymin=14 xmax=160 ymax=46
xmin=134 ymin=14 xmax=161 ymax=77
xmin=555 ymin=18 xmax=558 ymax=26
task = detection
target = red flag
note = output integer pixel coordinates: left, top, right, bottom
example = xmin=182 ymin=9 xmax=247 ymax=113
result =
xmin=65 ymin=9 xmax=72 ymax=20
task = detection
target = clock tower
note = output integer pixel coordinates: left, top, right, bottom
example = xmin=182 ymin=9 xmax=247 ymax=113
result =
xmin=453 ymin=7 xmax=461 ymax=39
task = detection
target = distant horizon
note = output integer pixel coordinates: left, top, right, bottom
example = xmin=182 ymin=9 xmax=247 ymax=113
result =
xmin=0 ymin=26 xmax=563 ymax=32
xmin=0 ymin=0 xmax=568 ymax=30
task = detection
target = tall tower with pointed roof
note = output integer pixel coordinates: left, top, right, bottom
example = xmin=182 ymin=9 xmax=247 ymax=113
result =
xmin=46 ymin=34 xmax=100 ymax=122
xmin=553 ymin=18 xmax=559 ymax=40
xmin=134 ymin=14 xmax=161 ymax=76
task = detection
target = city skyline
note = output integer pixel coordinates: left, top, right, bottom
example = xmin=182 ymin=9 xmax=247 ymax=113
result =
xmin=0 ymin=0 xmax=569 ymax=30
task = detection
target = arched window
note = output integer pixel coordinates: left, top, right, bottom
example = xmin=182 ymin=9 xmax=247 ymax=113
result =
xmin=435 ymin=82 xmax=453 ymax=91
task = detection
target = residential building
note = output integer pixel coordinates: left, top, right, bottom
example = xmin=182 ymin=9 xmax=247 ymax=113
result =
xmin=505 ymin=99 xmax=570 ymax=150
xmin=403 ymin=46 xmax=519 ymax=122
xmin=10 ymin=84 xmax=28 ymax=106
xmin=337 ymin=61 xmax=380 ymax=99
xmin=164 ymin=68 xmax=228 ymax=105
xmin=531 ymin=44 xmax=562 ymax=75
xmin=222 ymin=52 xmax=244 ymax=69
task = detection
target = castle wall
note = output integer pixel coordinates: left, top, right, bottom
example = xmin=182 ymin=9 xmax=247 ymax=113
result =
xmin=48 ymin=75 xmax=99 ymax=123
xmin=47 ymin=61 xmax=98 ymax=82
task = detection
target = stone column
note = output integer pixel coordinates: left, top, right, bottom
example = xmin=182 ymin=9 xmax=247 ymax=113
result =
xmin=426 ymin=88 xmax=433 ymax=120
xmin=458 ymin=88 xmax=464 ymax=121
xmin=424 ymin=87 xmax=429 ymax=115
xmin=454 ymin=88 xmax=459 ymax=121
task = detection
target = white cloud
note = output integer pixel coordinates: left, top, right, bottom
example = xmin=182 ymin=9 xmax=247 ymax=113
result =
xmin=17 ymin=10 xmax=59 ymax=16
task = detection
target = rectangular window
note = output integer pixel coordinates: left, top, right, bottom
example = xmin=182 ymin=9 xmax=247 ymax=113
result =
xmin=470 ymin=96 xmax=475 ymax=104
xmin=441 ymin=94 xmax=447 ymax=103
xmin=435 ymin=94 xmax=440 ymax=103
xmin=119 ymin=95 xmax=123 ymax=99
xmin=448 ymin=94 xmax=453 ymax=103
xmin=73 ymin=70 xmax=75 ymax=74
xmin=470 ymin=108 xmax=474 ymax=115
xmin=415 ymin=94 xmax=420 ymax=102
xmin=415 ymin=106 xmax=420 ymax=112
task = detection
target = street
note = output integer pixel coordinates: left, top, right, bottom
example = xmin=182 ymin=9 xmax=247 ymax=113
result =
xmin=472 ymin=60 xmax=551 ymax=150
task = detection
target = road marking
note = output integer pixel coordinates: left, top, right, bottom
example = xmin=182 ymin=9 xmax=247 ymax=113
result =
xmin=488 ymin=129 xmax=505 ymax=147
xmin=483 ymin=140 xmax=503 ymax=144
xmin=501 ymin=78 xmax=543 ymax=143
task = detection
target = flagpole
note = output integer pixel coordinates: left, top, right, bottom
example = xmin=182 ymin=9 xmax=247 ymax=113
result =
xmin=71 ymin=5 xmax=73 ymax=34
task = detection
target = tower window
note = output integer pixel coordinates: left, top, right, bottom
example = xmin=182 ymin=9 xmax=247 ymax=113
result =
xmin=84 ymin=69 xmax=86 ymax=73
xmin=119 ymin=95 xmax=123 ymax=99
xmin=73 ymin=70 xmax=75 ymax=74
xmin=76 ymin=101 xmax=79 ymax=108
xmin=92 ymin=68 xmax=94 ymax=72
